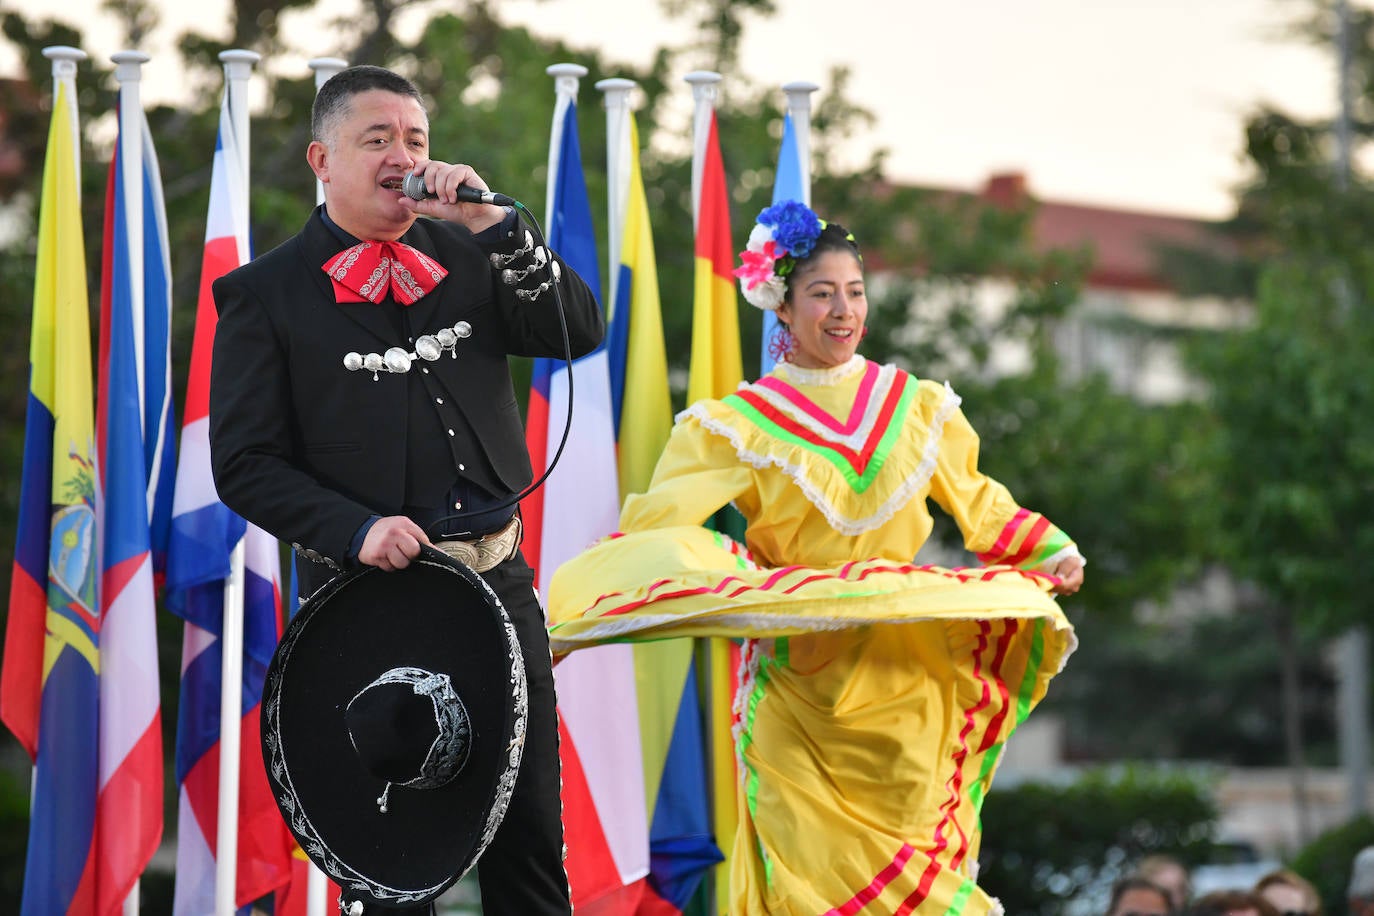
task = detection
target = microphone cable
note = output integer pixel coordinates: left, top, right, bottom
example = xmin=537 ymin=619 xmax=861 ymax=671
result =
xmin=423 ymin=196 xmax=583 ymax=540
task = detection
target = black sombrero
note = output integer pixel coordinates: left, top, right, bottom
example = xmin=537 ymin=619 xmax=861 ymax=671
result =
xmin=261 ymin=547 xmax=527 ymax=913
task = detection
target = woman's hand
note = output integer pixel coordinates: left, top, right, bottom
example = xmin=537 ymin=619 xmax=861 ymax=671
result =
xmin=1050 ymin=555 xmax=1085 ymax=596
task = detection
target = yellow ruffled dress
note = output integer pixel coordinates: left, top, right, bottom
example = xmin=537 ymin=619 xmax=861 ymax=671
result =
xmin=548 ymin=356 xmax=1079 ymax=916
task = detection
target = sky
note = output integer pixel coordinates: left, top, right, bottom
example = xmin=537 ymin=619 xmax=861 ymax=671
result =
xmin=12 ymin=0 xmax=1349 ymax=219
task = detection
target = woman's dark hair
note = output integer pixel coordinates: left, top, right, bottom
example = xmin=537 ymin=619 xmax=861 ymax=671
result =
xmin=783 ymin=222 xmax=862 ymax=301
xmin=312 ymin=65 xmax=424 ymax=144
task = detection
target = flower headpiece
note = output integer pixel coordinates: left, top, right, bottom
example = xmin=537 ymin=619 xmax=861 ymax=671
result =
xmin=733 ymin=200 xmax=825 ymax=311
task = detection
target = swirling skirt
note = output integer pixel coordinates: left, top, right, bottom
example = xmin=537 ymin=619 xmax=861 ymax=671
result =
xmin=548 ymin=526 xmax=1077 ymax=916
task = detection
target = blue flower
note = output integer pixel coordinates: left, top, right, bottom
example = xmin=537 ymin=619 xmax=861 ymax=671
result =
xmin=759 ymin=200 xmax=822 ymax=259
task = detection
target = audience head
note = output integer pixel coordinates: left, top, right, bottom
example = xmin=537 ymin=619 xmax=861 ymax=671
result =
xmin=1185 ymin=889 xmax=1279 ymax=916
xmin=1254 ymin=868 xmax=1321 ymax=916
xmin=1108 ymin=875 xmax=1173 ymax=916
xmin=1137 ymin=855 xmax=1192 ymax=912
xmin=1350 ymin=846 xmax=1374 ymax=916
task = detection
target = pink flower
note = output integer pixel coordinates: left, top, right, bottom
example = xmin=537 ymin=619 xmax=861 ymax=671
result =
xmin=733 ymin=239 xmax=780 ymax=290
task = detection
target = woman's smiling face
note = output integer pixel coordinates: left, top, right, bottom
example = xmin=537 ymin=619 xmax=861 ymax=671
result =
xmin=777 ymin=249 xmax=867 ymax=369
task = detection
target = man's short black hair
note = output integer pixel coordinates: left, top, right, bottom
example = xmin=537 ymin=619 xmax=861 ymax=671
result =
xmin=311 ymin=65 xmax=424 ymax=144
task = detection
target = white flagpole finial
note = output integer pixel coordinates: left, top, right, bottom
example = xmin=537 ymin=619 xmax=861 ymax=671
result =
xmin=309 ymin=57 xmax=349 ymax=89
xmin=546 ymin=64 xmax=588 ymax=226
xmin=43 ymin=45 xmax=86 ymax=80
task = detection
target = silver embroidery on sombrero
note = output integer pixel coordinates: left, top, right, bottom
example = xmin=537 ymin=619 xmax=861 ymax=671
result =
xmin=261 ymin=558 xmax=528 ymax=907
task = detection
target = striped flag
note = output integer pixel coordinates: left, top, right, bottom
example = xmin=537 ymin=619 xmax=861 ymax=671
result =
xmin=1 ymin=73 xmax=102 ymax=916
xmin=93 ymin=91 xmax=174 ymax=913
xmin=607 ymin=113 xmax=673 ymax=498
xmin=687 ymin=110 xmax=742 ymax=406
xmin=685 ymin=105 xmax=742 ymax=916
xmin=602 ymin=107 xmax=722 ymax=914
xmin=523 ymin=88 xmax=615 ymax=592
xmin=165 ymin=90 xmax=292 ymax=913
xmin=758 ymin=112 xmax=806 ymax=377
xmin=535 ymin=76 xmax=651 ymax=915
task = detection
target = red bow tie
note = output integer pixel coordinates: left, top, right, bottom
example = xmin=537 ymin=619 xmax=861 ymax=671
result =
xmin=322 ymin=240 xmax=448 ymax=305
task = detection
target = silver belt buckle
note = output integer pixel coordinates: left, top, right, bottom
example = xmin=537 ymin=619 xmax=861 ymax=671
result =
xmin=435 ymin=515 xmax=521 ymax=573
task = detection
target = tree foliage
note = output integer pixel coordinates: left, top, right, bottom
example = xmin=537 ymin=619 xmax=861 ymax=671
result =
xmin=979 ymin=766 xmax=1220 ymax=915
xmin=1181 ymin=6 xmax=1374 ymax=636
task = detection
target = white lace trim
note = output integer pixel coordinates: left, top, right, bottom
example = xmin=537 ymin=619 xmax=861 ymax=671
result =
xmin=772 ymin=354 xmax=866 ymax=386
xmin=683 ymin=379 xmax=963 ymax=536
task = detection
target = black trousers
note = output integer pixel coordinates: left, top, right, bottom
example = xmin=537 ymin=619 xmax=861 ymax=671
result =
xmin=470 ymin=553 xmax=571 ymax=915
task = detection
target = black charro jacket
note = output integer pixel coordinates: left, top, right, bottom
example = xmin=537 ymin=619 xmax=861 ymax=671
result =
xmin=209 ymin=207 xmax=603 ymax=581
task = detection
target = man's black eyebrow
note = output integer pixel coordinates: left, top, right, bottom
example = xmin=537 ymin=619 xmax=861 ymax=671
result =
xmin=359 ymin=123 xmax=428 ymax=136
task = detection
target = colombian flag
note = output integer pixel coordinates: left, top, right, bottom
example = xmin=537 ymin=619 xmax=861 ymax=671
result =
xmin=604 ymin=107 xmax=724 ymax=914
xmin=607 ymin=114 xmax=672 ymax=500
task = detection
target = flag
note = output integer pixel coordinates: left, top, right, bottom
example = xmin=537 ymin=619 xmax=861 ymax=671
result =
xmin=523 ymin=91 xmax=614 ymax=592
xmin=1 ymin=74 xmax=102 ymax=916
xmin=165 ymin=91 xmax=292 ymax=913
xmin=758 ymin=112 xmax=806 ymax=377
xmin=533 ymin=81 xmax=651 ymax=915
xmin=273 ymin=846 xmax=340 ymax=916
xmin=92 ymin=93 xmax=175 ymax=914
xmin=687 ymin=110 xmax=742 ymax=406
xmin=684 ymin=106 xmax=744 ymax=916
xmin=601 ymin=107 xmax=722 ymax=915
xmin=607 ymin=114 xmax=673 ymax=499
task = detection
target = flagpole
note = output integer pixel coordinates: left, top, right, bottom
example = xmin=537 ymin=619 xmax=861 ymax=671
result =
xmin=309 ymin=57 xmax=348 ymax=207
xmin=304 ymin=54 xmax=347 ymax=916
xmin=109 ymin=49 xmax=151 ymax=916
xmin=685 ymin=70 xmax=722 ymax=232
xmin=546 ymin=63 xmax=587 ymax=228
xmin=214 ymin=47 xmax=258 ymax=916
xmin=781 ymin=81 xmax=819 ymax=206
xmin=596 ymin=77 xmax=635 ymax=317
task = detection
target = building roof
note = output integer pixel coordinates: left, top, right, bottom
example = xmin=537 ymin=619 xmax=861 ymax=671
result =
xmin=983 ymin=171 xmax=1235 ymax=293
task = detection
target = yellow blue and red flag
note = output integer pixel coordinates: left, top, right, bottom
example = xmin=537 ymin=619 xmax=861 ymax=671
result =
xmin=603 ymin=109 xmax=724 ymax=914
xmin=606 ymin=114 xmax=673 ymax=500
xmin=1 ymin=76 xmax=102 ymax=916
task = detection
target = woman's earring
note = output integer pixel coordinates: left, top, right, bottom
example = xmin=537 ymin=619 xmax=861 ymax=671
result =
xmin=767 ymin=322 xmax=796 ymax=364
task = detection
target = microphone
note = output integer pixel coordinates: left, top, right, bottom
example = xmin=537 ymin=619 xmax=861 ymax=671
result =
xmin=401 ymin=172 xmax=515 ymax=207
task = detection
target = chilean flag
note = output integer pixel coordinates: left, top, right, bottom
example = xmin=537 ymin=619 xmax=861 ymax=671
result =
xmin=525 ymin=81 xmax=651 ymax=914
xmin=165 ymin=89 xmax=292 ymax=913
